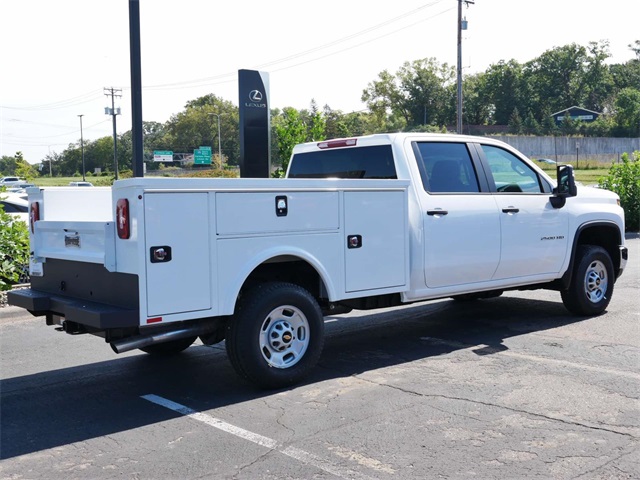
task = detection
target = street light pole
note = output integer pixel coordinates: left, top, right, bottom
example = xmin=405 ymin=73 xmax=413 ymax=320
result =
xmin=78 ymin=114 xmax=85 ymax=181
xmin=208 ymin=113 xmax=222 ymax=169
xmin=456 ymin=0 xmax=474 ymax=134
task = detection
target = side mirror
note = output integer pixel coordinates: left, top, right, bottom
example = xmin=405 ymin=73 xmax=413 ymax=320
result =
xmin=550 ymin=164 xmax=577 ymax=209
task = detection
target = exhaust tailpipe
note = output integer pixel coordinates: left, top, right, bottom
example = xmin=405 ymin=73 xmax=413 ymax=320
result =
xmin=110 ymin=323 xmax=215 ymax=354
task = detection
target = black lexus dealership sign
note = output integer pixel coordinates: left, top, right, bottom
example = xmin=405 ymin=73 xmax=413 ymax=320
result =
xmin=238 ymin=69 xmax=270 ymax=178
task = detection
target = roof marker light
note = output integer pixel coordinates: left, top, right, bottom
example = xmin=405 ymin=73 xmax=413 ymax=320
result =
xmin=317 ymin=138 xmax=357 ymax=149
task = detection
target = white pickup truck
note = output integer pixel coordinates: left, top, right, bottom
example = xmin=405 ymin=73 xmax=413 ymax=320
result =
xmin=9 ymin=133 xmax=628 ymax=388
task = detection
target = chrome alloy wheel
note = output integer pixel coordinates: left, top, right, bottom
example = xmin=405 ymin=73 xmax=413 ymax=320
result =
xmin=259 ymin=305 xmax=310 ymax=368
xmin=584 ymin=259 xmax=608 ymax=304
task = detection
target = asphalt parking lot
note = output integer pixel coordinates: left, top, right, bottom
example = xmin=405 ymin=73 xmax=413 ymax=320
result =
xmin=1 ymin=236 xmax=638 ymax=479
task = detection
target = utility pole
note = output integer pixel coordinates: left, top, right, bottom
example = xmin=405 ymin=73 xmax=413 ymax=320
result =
xmin=104 ymin=87 xmax=122 ymax=180
xmin=457 ymin=0 xmax=474 ymax=134
xmin=208 ymin=113 xmax=223 ymax=169
xmin=78 ymin=114 xmax=85 ymax=181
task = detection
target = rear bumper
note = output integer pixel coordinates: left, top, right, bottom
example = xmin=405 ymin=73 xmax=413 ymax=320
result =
xmin=7 ymin=288 xmax=139 ymax=329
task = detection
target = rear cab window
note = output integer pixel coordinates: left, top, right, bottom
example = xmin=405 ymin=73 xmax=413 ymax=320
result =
xmin=412 ymin=142 xmax=480 ymax=193
xmin=288 ymin=145 xmax=397 ymax=179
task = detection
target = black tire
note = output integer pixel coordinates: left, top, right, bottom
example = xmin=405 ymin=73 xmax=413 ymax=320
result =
xmin=139 ymin=336 xmax=197 ymax=355
xmin=226 ymin=282 xmax=325 ymax=389
xmin=561 ymin=245 xmax=614 ymax=316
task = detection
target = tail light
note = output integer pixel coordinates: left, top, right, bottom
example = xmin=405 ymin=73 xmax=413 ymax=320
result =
xmin=116 ymin=199 xmax=130 ymax=239
xmin=29 ymin=202 xmax=40 ymax=233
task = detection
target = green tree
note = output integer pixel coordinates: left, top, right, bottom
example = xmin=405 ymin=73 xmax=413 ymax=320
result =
xmin=482 ymin=59 xmax=528 ymax=125
xmin=273 ymin=107 xmax=307 ymax=176
xmin=523 ymin=110 xmax=541 ymax=135
xmin=613 ymin=88 xmax=640 ymax=136
xmin=525 ymin=43 xmax=590 ymax=118
xmin=508 ymin=107 xmax=523 ymax=134
xmin=583 ymin=115 xmax=616 ymax=137
xmin=0 ymin=152 xmax=35 ymax=178
xmin=611 ymin=40 xmax=640 ymax=92
xmin=307 ymin=104 xmax=326 ymax=142
xmin=361 ymin=58 xmax=455 ymax=131
xmin=598 ymin=151 xmax=640 ymax=232
xmin=0 ymin=155 xmax=18 ymax=176
xmin=540 ymin=107 xmax=558 ymax=135
xmin=583 ymin=41 xmax=615 ymax=112
xmin=164 ymin=94 xmax=239 ymax=165
xmin=462 ymin=73 xmax=492 ymax=126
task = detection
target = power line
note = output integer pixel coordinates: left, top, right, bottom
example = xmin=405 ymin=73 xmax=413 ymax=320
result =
xmin=3 ymin=119 xmax=110 ymax=140
xmin=0 ymin=89 xmax=104 ymax=111
xmin=141 ymin=1 xmax=452 ymax=91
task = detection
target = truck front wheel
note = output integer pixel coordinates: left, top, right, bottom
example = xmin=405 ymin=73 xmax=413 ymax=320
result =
xmin=561 ymin=245 xmax=614 ymax=316
xmin=226 ymin=282 xmax=325 ymax=389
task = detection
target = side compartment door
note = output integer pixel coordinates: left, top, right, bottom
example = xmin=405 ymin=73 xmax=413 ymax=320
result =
xmin=344 ymin=190 xmax=407 ymax=292
xmin=145 ymin=193 xmax=211 ymax=317
xmin=413 ymin=141 xmax=501 ymax=289
xmin=477 ymin=144 xmax=569 ymax=279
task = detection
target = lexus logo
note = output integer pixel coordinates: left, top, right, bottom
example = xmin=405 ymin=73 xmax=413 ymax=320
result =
xmin=249 ymin=90 xmax=263 ymax=102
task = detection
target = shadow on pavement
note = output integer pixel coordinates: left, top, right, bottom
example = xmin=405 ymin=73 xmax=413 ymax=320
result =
xmin=0 ymin=295 xmax=589 ymax=459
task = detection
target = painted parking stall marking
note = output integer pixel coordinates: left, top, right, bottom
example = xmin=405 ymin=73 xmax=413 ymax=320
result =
xmin=142 ymin=394 xmax=376 ymax=480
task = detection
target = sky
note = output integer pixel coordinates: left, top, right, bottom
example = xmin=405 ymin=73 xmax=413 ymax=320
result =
xmin=1 ymin=0 xmax=638 ymax=165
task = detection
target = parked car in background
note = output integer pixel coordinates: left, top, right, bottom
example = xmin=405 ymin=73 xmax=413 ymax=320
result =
xmin=69 ymin=181 xmax=94 ymax=187
xmin=6 ymin=183 xmax=36 ymax=194
xmin=0 ymin=191 xmax=28 ymax=223
xmin=0 ymin=176 xmax=24 ymax=187
xmin=537 ymin=158 xmax=556 ymax=165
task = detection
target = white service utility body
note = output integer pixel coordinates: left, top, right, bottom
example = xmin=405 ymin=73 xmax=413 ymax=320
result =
xmin=9 ymin=133 xmax=628 ymax=388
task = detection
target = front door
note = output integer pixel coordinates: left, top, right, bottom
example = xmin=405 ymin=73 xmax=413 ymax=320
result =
xmin=478 ymin=144 xmax=569 ymax=280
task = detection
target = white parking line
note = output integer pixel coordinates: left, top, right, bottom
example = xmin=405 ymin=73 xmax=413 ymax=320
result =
xmin=420 ymin=336 xmax=640 ymax=380
xmin=142 ymin=394 xmax=376 ymax=480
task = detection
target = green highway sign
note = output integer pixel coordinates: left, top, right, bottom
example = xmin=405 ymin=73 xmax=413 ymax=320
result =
xmin=153 ymin=150 xmax=173 ymax=162
xmin=194 ymin=147 xmax=212 ymax=165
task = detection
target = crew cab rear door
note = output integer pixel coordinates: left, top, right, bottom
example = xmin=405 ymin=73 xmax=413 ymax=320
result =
xmin=412 ymin=141 xmax=501 ymax=289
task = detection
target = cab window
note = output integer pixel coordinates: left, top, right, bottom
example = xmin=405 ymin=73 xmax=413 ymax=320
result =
xmin=413 ymin=142 xmax=480 ymax=193
xmin=480 ymin=145 xmax=545 ymax=193
xmin=288 ymin=145 xmax=396 ymax=179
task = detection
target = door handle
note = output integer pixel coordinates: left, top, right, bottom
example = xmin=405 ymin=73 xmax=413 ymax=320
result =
xmin=502 ymin=207 xmax=519 ymax=214
xmin=427 ymin=210 xmax=449 ymax=216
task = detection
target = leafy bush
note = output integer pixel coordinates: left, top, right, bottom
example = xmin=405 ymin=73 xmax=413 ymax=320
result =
xmin=0 ymin=202 xmax=30 ymax=290
xmin=598 ymin=151 xmax=640 ymax=232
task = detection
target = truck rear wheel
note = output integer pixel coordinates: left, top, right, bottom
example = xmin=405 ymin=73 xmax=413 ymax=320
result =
xmin=226 ymin=282 xmax=325 ymax=389
xmin=561 ymin=245 xmax=614 ymax=316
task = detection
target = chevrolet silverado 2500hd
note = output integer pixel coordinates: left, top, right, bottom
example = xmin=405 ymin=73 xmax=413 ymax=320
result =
xmin=8 ymin=133 xmax=628 ymax=388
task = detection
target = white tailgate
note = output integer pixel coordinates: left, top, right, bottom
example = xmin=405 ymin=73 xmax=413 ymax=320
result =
xmin=33 ymin=221 xmax=116 ymax=271
xmin=144 ymin=193 xmax=212 ymax=317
